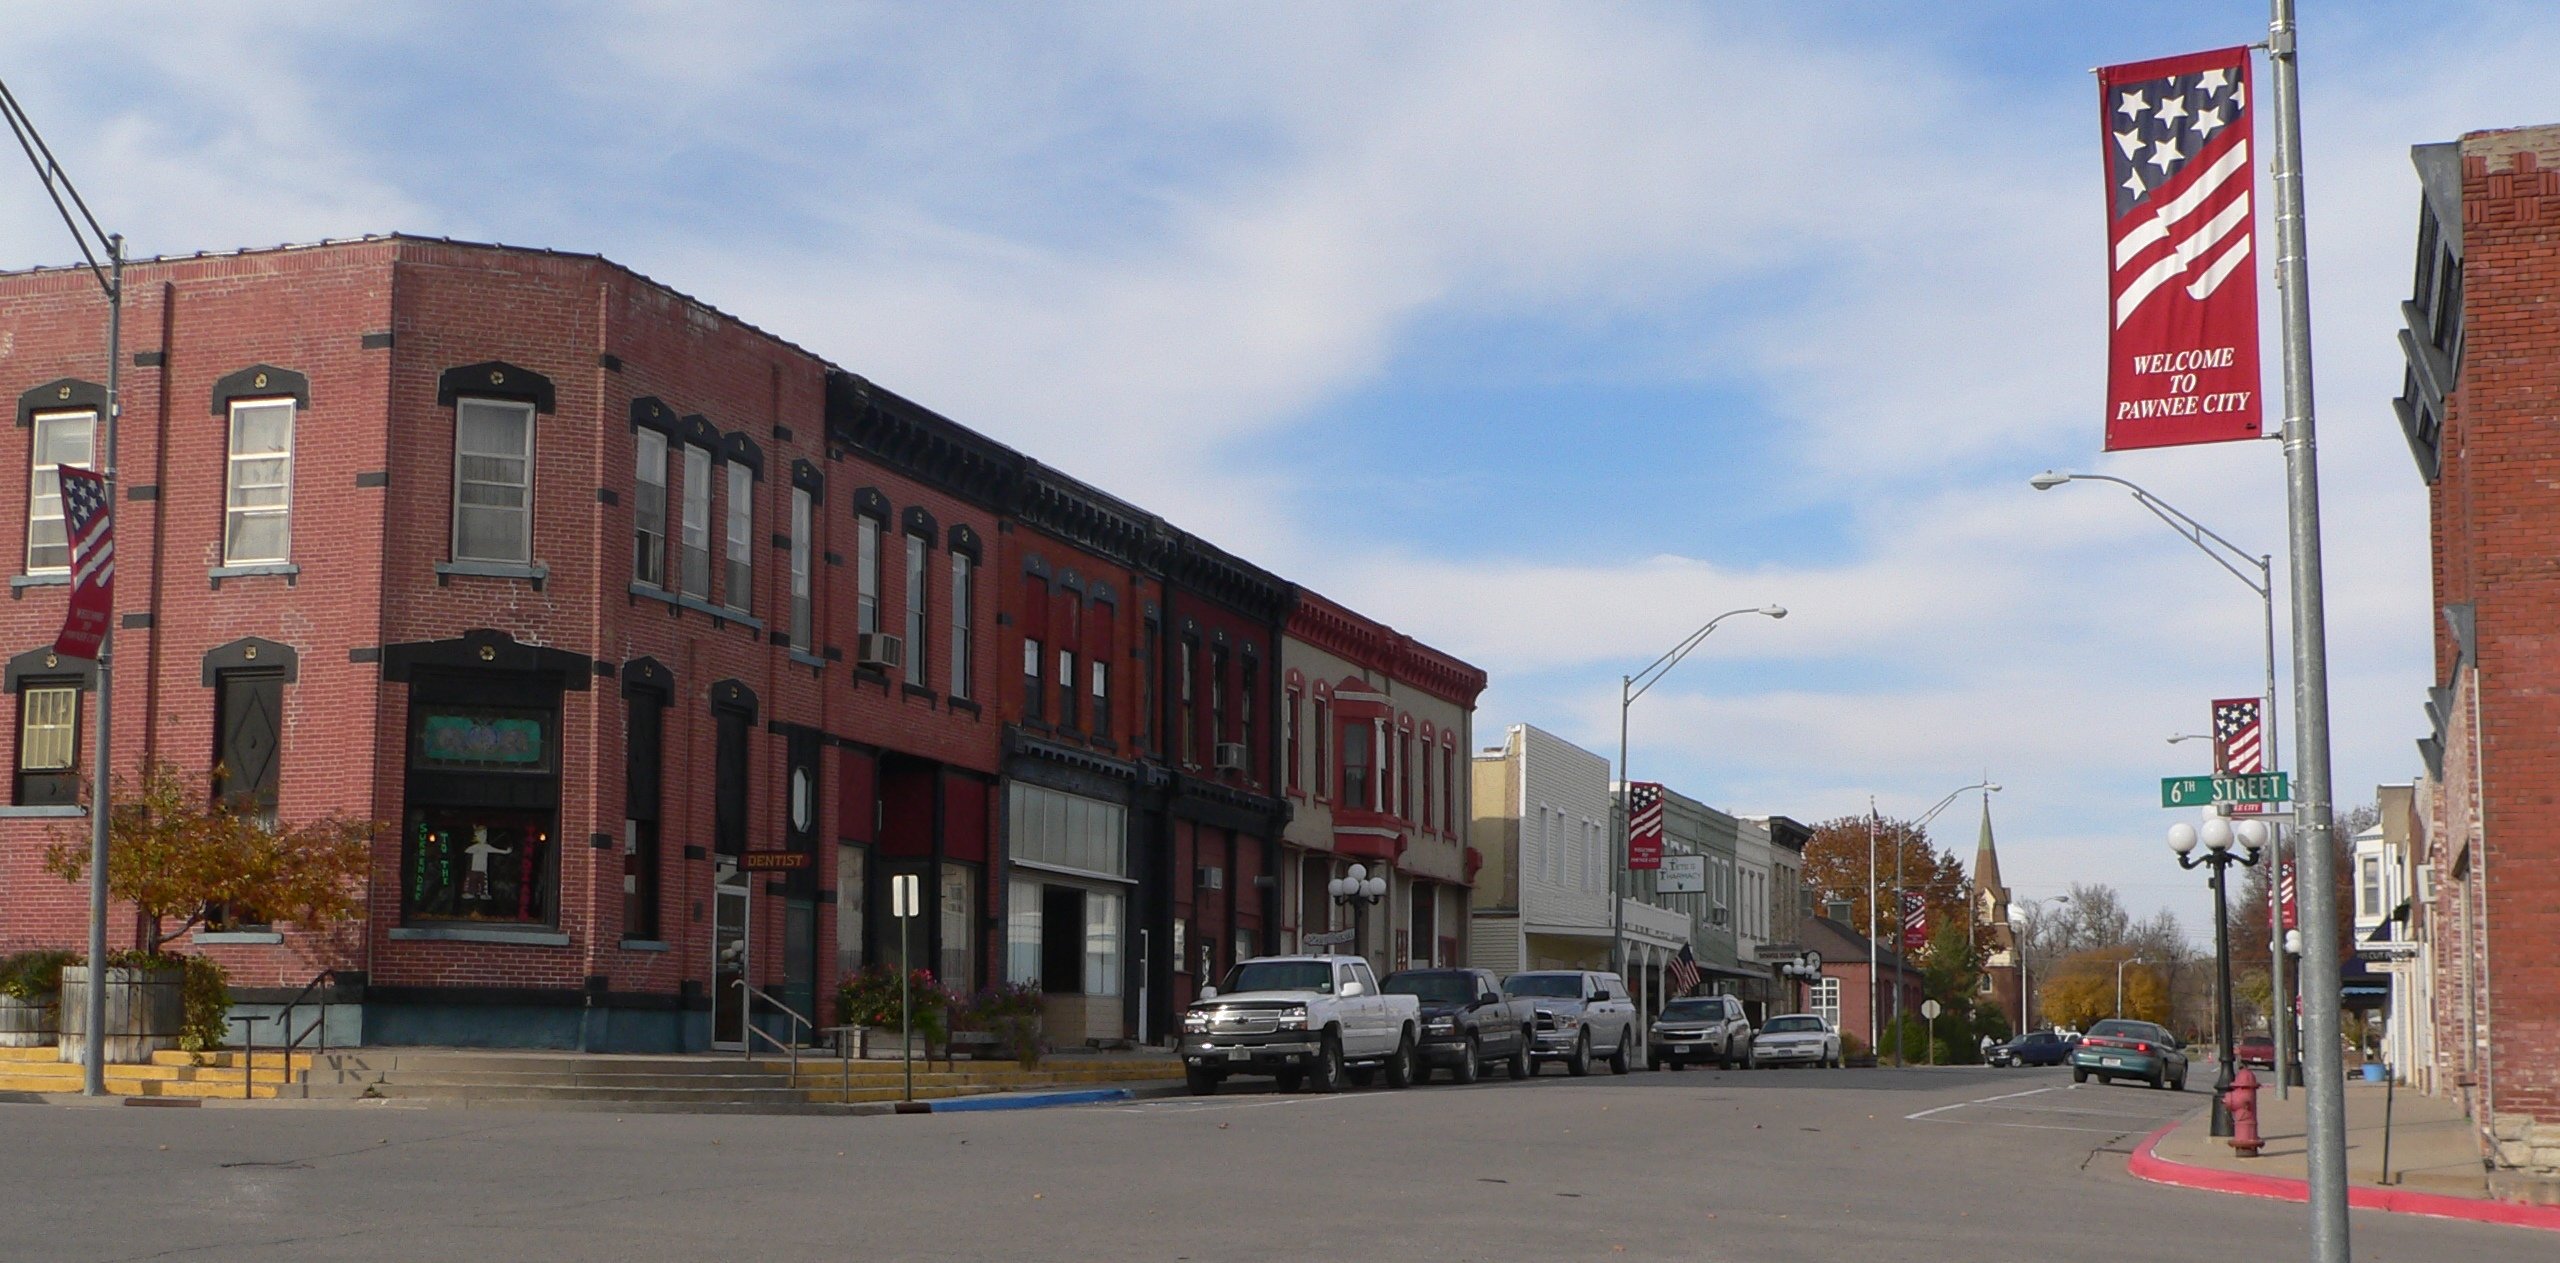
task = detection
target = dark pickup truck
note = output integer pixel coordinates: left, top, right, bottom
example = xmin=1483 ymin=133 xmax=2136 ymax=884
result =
xmin=1381 ymin=967 xmax=1536 ymax=1084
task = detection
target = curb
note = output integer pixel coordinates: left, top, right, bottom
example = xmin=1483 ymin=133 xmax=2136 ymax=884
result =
xmin=2127 ymin=1121 xmax=2560 ymax=1234
xmin=925 ymin=1087 xmax=1135 ymax=1113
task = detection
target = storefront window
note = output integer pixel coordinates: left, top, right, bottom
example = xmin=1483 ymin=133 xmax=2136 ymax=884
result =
xmin=836 ymin=843 xmax=867 ymax=978
xmin=405 ymin=807 xmax=554 ymax=924
xmin=940 ymin=863 xmax=975 ymax=988
xmin=402 ymin=685 xmax=560 ymax=927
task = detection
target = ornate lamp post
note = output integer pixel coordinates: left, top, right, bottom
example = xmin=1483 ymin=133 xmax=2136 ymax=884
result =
xmin=1328 ymin=864 xmax=1388 ymax=970
xmin=2170 ymin=813 xmax=2268 ymax=1137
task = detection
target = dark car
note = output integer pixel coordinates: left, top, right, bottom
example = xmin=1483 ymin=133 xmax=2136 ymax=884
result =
xmin=1381 ymin=967 xmax=1534 ymax=1083
xmin=1990 ymin=1030 xmax=2073 ymax=1067
xmin=2236 ymin=1035 xmax=2277 ymax=1070
xmin=2071 ymin=1018 xmax=2189 ymax=1090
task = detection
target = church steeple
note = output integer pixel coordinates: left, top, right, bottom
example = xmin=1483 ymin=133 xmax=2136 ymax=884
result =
xmin=1972 ymin=794 xmax=2011 ymax=930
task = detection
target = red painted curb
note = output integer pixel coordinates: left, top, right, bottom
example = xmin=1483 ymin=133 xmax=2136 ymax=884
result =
xmin=2126 ymin=1121 xmax=2560 ymax=1233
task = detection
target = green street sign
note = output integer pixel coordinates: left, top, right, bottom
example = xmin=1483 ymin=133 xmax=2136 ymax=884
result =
xmin=2161 ymin=772 xmax=2291 ymax=808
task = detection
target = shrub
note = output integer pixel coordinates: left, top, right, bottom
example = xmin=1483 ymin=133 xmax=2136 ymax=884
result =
xmin=961 ymin=982 xmax=1045 ymax=1065
xmin=836 ymin=964 xmax=947 ymax=1041
xmin=177 ymin=956 xmax=232 ymax=1053
xmin=0 ymin=949 xmax=75 ymax=1002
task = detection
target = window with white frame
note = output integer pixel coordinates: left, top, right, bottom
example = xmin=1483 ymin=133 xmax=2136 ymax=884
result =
xmin=724 ymin=462 xmax=752 ymax=613
xmin=904 ymin=532 xmax=930 ymax=683
xmin=223 ymin=399 xmax=294 ymax=564
xmin=856 ymin=514 xmax=881 ymax=635
xmin=948 ymin=551 xmax=973 ymax=699
xmin=14 ymin=682 xmax=79 ymax=805
xmin=2359 ymin=856 xmax=2383 ymax=919
xmin=26 ymin=409 xmax=96 ymax=573
xmin=1811 ymin=976 xmax=1841 ymax=1029
xmin=788 ymin=486 xmax=813 ymax=649
xmin=453 ymin=397 xmax=535 ymax=564
xmin=678 ymin=445 xmax=711 ymax=599
xmin=633 ymin=428 xmax=667 ymax=586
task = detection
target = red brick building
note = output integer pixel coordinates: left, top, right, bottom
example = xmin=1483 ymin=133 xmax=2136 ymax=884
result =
xmin=0 ymin=235 xmax=1410 ymax=1050
xmin=2398 ymin=124 xmax=2560 ymax=1181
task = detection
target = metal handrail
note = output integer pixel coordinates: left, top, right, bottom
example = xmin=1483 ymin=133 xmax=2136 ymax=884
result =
xmin=734 ymin=979 xmax=816 ymax=1082
xmin=241 ymin=966 xmax=342 ymax=1101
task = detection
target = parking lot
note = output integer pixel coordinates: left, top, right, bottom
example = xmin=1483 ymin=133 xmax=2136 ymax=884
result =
xmin=5 ymin=1065 xmax=2549 ymax=1261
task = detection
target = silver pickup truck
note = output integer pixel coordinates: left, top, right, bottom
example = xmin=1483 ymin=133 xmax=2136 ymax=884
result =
xmin=1179 ymin=955 xmax=1422 ymax=1095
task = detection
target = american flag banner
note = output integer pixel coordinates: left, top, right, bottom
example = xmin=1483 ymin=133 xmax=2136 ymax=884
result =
xmin=2213 ymin=696 xmax=2265 ymax=816
xmin=1667 ymin=944 xmax=1702 ymax=997
xmin=2099 ymin=47 xmax=2263 ymax=451
xmin=1901 ymin=890 xmax=1928 ymax=952
xmin=2277 ymin=858 xmax=2298 ymax=932
xmin=53 ymin=465 xmax=113 ymax=660
xmin=1627 ymin=781 xmax=1665 ymax=871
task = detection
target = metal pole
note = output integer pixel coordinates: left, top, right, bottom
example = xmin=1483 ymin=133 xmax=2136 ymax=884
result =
xmin=2262 ymin=561 xmax=2294 ymax=1100
xmin=1612 ymin=677 xmax=1630 ymax=981
xmin=81 ymin=235 xmax=121 ymax=1098
xmin=2266 ymin=3 xmax=2350 ymax=1256
xmin=2212 ymin=857 xmax=2237 ymax=1137
xmin=900 ymin=900 xmax=913 ymax=1104
xmin=1866 ymin=804 xmax=1878 ymax=1056
xmin=1892 ymin=828 xmax=1904 ymax=1063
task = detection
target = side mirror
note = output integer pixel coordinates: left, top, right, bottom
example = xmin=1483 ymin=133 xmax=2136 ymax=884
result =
xmin=1199 ymin=986 xmax=1219 ymax=1000
xmin=1591 ymin=990 xmax=1612 ymax=1002
xmin=1341 ymin=981 xmax=1366 ymax=998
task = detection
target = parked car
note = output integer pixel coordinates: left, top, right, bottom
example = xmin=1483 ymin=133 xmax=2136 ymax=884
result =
xmin=1179 ymin=955 xmax=1421 ymax=1095
xmin=1504 ymin=970 xmax=1637 ymax=1076
xmin=2071 ymin=1018 xmax=2189 ymax=1090
xmin=1749 ymin=1013 xmax=1841 ymax=1068
xmin=2236 ymin=1035 xmax=2277 ymax=1070
xmin=1648 ymin=995 xmax=1753 ymax=1070
xmin=1990 ymin=1030 xmax=2074 ymax=1068
xmin=1382 ymin=967 xmax=1535 ymax=1083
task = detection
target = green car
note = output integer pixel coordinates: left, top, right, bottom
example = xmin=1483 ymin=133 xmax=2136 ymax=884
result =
xmin=2070 ymin=1018 xmax=2189 ymax=1091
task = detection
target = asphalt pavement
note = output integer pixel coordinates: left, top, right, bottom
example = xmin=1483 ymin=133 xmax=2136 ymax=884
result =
xmin=3 ymin=1063 xmax=2548 ymax=1261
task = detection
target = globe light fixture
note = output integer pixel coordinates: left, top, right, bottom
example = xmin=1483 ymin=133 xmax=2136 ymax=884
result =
xmin=2168 ymin=822 xmax=2199 ymax=855
xmin=2170 ymin=810 xmax=2262 ymax=1138
xmin=2201 ymin=816 xmax=2235 ymax=853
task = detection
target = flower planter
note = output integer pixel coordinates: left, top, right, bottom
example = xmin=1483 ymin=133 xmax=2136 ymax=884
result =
xmin=0 ymin=994 xmax=57 ymax=1048
xmin=855 ymin=1026 xmax=934 ymax=1060
xmin=57 ymin=964 xmax=185 ymax=1064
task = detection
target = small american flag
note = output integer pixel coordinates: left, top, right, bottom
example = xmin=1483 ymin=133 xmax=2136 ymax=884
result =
xmin=1627 ymin=781 xmax=1665 ymax=871
xmin=53 ymin=464 xmax=113 ymax=660
xmin=1666 ymin=944 xmax=1702 ymax=997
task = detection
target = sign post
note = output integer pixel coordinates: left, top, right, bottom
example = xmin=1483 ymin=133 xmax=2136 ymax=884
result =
xmin=1920 ymin=998 xmax=1943 ymax=1065
xmin=892 ymin=873 xmax=920 ymax=1104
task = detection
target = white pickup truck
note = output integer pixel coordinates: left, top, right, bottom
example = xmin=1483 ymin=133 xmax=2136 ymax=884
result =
xmin=1178 ymin=955 xmax=1422 ymax=1095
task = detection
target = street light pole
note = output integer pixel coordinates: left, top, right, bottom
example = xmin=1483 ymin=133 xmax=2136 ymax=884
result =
xmin=2116 ymin=956 xmax=2147 ymax=1018
xmin=1612 ymin=604 xmax=1785 ymax=987
xmin=1873 ymin=781 xmax=1997 ymax=1064
xmin=2031 ymin=469 xmax=2292 ymax=1099
xmin=2172 ymin=815 xmax=2266 ymax=1137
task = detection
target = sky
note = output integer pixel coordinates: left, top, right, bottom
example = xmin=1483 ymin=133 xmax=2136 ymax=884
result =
xmin=4 ymin=1 xmax=2552 ymax=949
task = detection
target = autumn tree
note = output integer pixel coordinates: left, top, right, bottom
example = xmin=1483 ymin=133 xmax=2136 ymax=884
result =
xmin=43 ymin=759 xmax=376 ymax=953
xmin=1801 ymin=813 xmax=1969 ymax=952
xmin=2039 ymin=948 xmax=2171 ymax=1031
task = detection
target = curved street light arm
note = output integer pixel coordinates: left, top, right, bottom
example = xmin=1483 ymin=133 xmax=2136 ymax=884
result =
xmin=1625 ymin=605 xmax=1770 ymax=706
xmin=2050 ymin=472 xmax=2271 ymax=599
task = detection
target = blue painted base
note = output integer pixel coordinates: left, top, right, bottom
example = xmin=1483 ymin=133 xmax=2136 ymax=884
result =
xmin=358 ymin=1002 xmax=715 ymax=1053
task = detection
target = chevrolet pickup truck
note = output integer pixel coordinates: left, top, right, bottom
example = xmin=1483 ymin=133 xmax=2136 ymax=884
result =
xmin=1179 ymin=955 xmax=1422 ymax=1095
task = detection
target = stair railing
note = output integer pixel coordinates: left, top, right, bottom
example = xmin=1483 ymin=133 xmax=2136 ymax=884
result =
xmin=240 ymin=967 xmax=343 ymax=1100
xmin=734 ymin=979 xmax=815 ymax=1083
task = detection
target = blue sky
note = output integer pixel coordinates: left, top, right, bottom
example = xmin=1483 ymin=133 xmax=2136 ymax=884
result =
xmin=7 ymin=1 xmax=2558 ymax=946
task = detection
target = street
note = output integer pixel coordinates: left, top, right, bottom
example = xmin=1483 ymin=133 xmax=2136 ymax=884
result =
xmin=3 ymin=1067 xmax=2544 ymax=1261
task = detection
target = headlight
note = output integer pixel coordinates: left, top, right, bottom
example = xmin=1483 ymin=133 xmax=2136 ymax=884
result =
xmin=1276 ymin=1006 xmax=1308 ymax=1031
xmin=1182 ymin=1010 xmax=1213 ymax=1034
xmin=1427 ymin=1017 xmax=1458 ymax=1034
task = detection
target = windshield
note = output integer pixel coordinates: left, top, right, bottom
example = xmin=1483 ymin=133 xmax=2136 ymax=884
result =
xmin=1762 ymin=1016 xmax=1825 ymax=1034
xmin=1504 ymin=974 xmax=1583 ymax=999
xmin=1220 ymin=961 xmax=1333 ymax=995
xmin=1383 ymin=973 xmax=1473 ymax=1004
xmin=2086 ymin=1020 xmax=2159 ymax=1040
xmin=1658 ymin=1000 xmax=1722 ymax=1022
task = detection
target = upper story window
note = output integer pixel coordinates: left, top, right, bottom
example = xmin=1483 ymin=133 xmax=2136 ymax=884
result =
xmin=1179 ymin=638 xmax=1199 ymax=764
xmin=678 ymin=445 xmax=712 ymax=600
xmin=1313 ymin=697 xmax=1330 ymax=798
xmin=788 ymin=486 xmax=814 ymax=649
xmin=1421 ymin=740 xmax=1434 ymax=831
xmin=15 ymin=681 xmax=79 ymax=805
xmin=724 ymin=462 xmax=753 ymax=613
xmin=1209 ymin=645 xmax=1228 ymax=751
xmin=1285 ymin=688 xmax=1303 ymax=793
xmin=856 ymin=514 xmax=882 ymax=635
xmin=904 ymin=531 xmax=930 ymax=684
xmin=1058 ymin=647 xmax=1079 ymax=729
xmin=2359 ymin=856 xmax=2383 ymax=919
xmin=1340 ymin=719 xmax=1372 ymax=811
xmin=1399 ymin=731 xmax=1415 ymax=821
xmin=454 ymin=398 xmax=536 ymax=565
xmin=26 ymin=409 xmax=96 ymax=573
xmin=948 ymin=551 xmax=973 ymax=700
xmin=634 ymin=428 xmax=668 ymax=587
xmin=1086 ymin=595 xmax=1114 ymax=741
xmin=223 ymin=399 xmax=294 ymax=564
xmin=1238 ymin=656 xmax=1256 ymax=770
xmin=1443 ymin=745 xmax=1456 ymax=831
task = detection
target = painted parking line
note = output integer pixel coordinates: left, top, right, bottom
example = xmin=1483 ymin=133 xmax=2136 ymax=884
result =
xmin=1907 ymin=1083 xmax=2190 ymax=1135
xmin=1905 ymin=1085 xmax=2058 ymax=1121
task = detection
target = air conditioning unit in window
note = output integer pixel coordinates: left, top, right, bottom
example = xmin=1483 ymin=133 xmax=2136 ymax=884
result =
xmin=1213 ymin=742 xmax=1248 ymax=772
xmin=857 ymin=633 xmax=904 ymax=671
xmin=1196 ymin=866 xmax=1225 ymax=891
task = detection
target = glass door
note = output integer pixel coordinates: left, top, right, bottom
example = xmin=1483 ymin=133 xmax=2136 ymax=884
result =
xmin=711 ymin=865 xmax=750 ymax=1049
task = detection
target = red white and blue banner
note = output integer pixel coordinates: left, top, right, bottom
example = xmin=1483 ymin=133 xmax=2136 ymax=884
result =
xmin=2213 ymin=696 xmax=2266 ymax=816
xmin=1901 ymin=890 xmax=1928 ymax=952
xmin=53 ymin=464 xmax=113 ymax=660
xmin=1627 ymin=782 xmax=1665 ymax=871
xmin=2099 ymin=46 xmax=2263 ymax=451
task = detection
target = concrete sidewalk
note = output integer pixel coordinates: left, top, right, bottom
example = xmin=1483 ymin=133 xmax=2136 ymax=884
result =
xmin=2133 ymin=1078 xmax=2560 ymax=1231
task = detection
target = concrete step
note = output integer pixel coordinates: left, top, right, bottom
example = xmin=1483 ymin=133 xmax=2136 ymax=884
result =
xmin=302 ymin=1082 xmax=841 ymax=1105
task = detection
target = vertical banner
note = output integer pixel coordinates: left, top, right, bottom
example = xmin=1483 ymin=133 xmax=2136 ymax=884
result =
xmin=1901 ymin=890 xmax=1928 ymax=952
xmin=2099 ymin=47 xmax=2263 ymax=450
xmin=53 ymin=465 xmax=113 ymax=660
xmin=1626 ymin=781 xmax=1664 ymax=870
xmin=2212 ymin=696 xmax=2266 ymax=816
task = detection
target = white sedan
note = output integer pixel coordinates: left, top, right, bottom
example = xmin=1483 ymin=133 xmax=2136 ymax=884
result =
xmin=1749 ymin=1014 xmax=1842 ymax=1068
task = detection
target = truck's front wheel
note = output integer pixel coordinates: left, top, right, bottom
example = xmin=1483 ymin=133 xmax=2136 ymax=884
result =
xmin=1567 ymin=1029 xmax=1592 ymax=1077
xmin=1307 ymin=1032 xmax=1345 ymax=1094
xmin=1184 ymin=1065 xmax=1220 ymax=1096
xmin=1452 ymin=1035 xmax=1481 ymax=1085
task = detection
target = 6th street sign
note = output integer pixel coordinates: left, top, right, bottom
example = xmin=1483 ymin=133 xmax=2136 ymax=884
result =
xmin=2161 ymin=772 xmax=2290 ymax=808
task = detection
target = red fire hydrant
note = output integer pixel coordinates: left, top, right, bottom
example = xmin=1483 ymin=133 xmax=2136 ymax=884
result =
xmin=2226 ymin=1066 xmax=2263 ymax=1157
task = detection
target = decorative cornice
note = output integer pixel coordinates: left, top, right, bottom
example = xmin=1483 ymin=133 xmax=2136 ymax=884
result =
xmin=1288 ymin=588 xmax=1487 ymax=707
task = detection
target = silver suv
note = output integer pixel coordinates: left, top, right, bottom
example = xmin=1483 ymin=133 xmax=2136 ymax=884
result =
xmin=1649 ymin=994 xmax=1753 ymax=1070
xmin=1504 ymin=970 xmax=1637 ymax=1076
